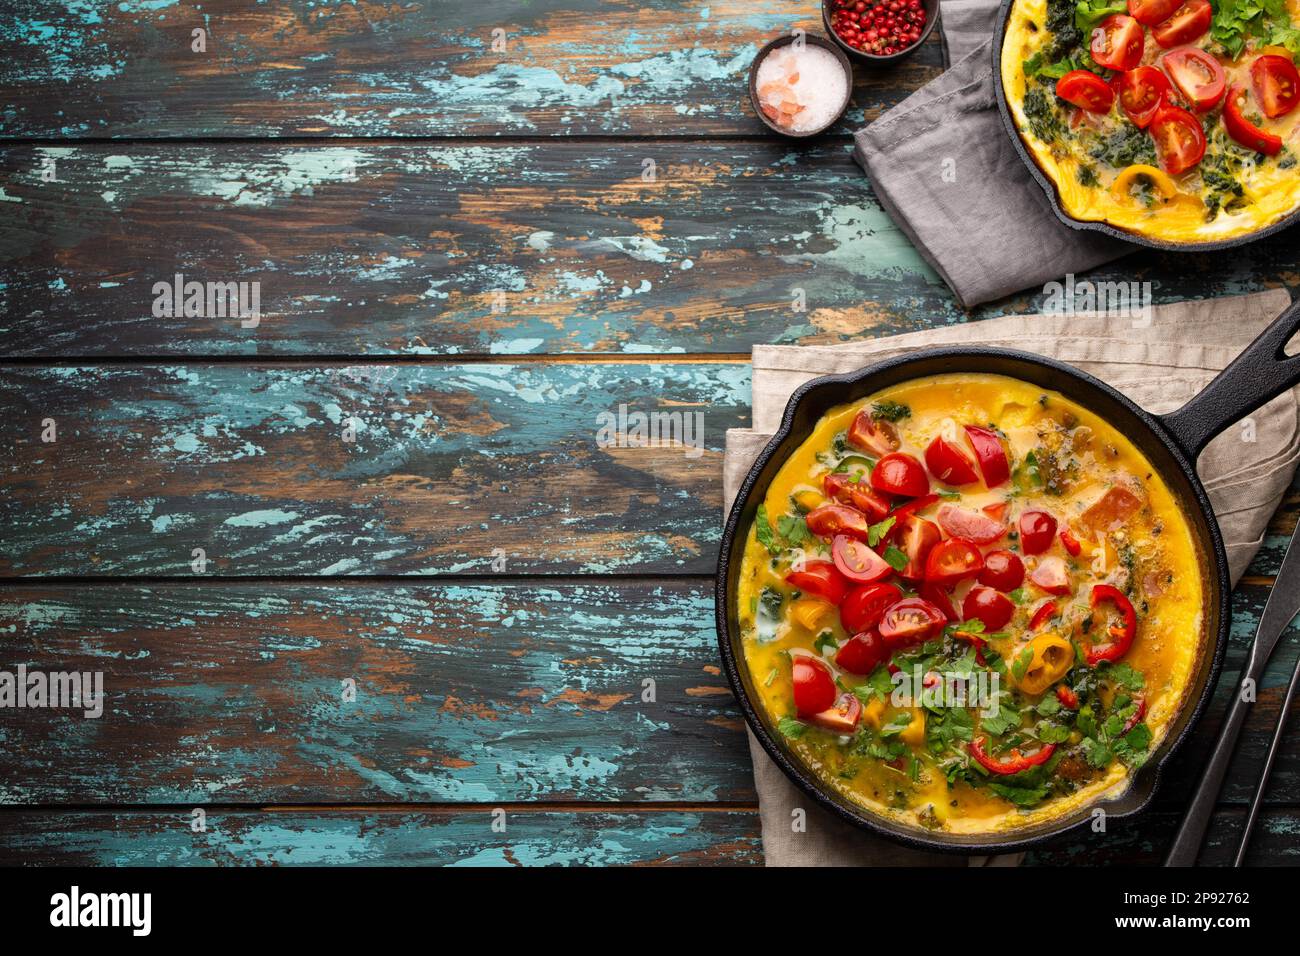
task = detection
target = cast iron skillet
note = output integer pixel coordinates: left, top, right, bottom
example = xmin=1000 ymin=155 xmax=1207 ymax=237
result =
xmin=717 ymin=296 xmax=1300 ymax=854
xmin=990 ymin=0 xmax=1300 ymax=252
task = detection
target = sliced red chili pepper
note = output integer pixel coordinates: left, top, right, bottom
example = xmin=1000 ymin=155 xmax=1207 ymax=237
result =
xmin=969 ymin=736 xmax=1056 ymax=776
xmin=1085 ymin=584 xmax=1137 ymax=665
xmin=1121 ymin=695 xmax=1147 ymax=734
xmin=1056 ymin=685 xmax=1079 ymax=710
xmin=1029 ymin=599 xmax=1058 ymax=630
xmin=1059 ymin=526 xmax=1082 ymax=557
xmin=951 ymin=628 xmax=988 ymax=665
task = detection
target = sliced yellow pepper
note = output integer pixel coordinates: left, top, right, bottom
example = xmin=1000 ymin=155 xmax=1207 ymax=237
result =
xmin=790 ymin=598 xmax=833 ymax=631
xmin=792 ymin=487 xmax=825 ymax=513
xmin=1015 ymin=633 xmax=1075 ymax=696
xmin=1110 ymin=164 xmax=1178 ymax=204
xmin=863 ymin=697 xmax=886 ymax=729
xmin=900 ymin=708 xmax=926 ymax=747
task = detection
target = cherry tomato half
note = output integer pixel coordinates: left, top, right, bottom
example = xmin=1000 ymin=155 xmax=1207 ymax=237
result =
xmin=1151 ymin=0 xmax=1212 ymax=48
xmin=1128 ymin=0 xmax=1179 ymax=26
xmin=1150 ymin=103 xmax=1206 ymax=173
xmin=1160 ymin=45 xmax=1226 ymax=112
xmin=785 ymin=559 xmax=848 ymax=605
xmin=1018 ymin=510 xmax=1058 ymax=555
xmin=924 ymin=537 xmax=985 ymax=586
xmin=919 ymin=580 xmax=958 ymax=622
xmin=847 ymin=407 xmax=901 ymax=458
xmin=832 ymin=534 xmax=893 ymax=584
xmin=924 ymin=435 xmax=979 ymax=485
xmin=1091 ymin=14 xmax=1144 ymax=72
xmin=1057 ymin=69 xmax=1115 ymax=113
xmin=964 ymin=425 xmax=1010 ymax=487
xmin=962 ymin=585 xmax=1015 ymax=632
xmin=791 ymin=652 xmax=837 ymax=716
xmin=894 ymin=514 xmax=941 ymax=580
xmin=1029 ymin=555 xmax=1072 ymax=596
xmin=1223 ymin=85 xmax=1284 ymax=155
xmin=871 ymin=452 xmax=930 ymax=498
xmin=936 ymin=504 xmax=1006 ymax=544
xmin=1251 ymin=54 xmax=1300 ymax=118
xmin=840 ymin=581 xmax=903 ymax=634
xmin=878 ymin=597 xmax=947 ymax=647
xmin=1118 ymin=66 xmax=1171 ymax=128
xmin=978 ymin=549 xmax=1025 ymax=592
xmin=805 ymin=691 xmax=863 ymax=733
xmin=805 ymin=503 xmax=871 ymax=541
xmin=835 ymin=629 xmax=888 ymax=676
xmin=823 ymin=472 xmax=892 ymax=523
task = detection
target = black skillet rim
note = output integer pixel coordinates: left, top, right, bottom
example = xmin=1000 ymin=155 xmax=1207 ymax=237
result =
xmin=715 ymin=346 xmax=1230 ymax=854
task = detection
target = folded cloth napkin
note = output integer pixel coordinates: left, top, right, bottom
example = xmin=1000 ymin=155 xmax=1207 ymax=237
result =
xmin=723 ymin=289 xmax=1299 ymax=866
xmin=852 ymin=0 xmax=1134 ymax=309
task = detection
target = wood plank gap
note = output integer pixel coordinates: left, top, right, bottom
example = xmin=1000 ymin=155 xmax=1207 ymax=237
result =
xmin=0 ymin=354 xmax=755 ymax=368
xmin=0 ymin=572 xmax=719 ymax=586
xmin=0 ymin=802 xmax=763 ymax=814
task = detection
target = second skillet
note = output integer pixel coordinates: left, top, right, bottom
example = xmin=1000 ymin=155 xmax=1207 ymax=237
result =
xmin=990 ymin=0 xmax=1300 ymax=252
xmin=717 ymin=295 xmax=1300 ymax=853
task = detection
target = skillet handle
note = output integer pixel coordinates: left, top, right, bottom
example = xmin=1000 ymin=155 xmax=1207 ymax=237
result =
xmin=1159 ymin=295 xmax=1300 ymax=460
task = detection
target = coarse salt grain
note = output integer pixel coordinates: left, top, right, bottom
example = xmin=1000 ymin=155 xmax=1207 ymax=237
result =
xmin=755 ymin=44 xmax=848 ymax=134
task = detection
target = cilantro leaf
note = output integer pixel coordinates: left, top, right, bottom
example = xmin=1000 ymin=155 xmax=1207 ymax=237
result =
xmin=776 ymin=513 xmax=811 ymax=549
xmin=883 ymin=544 xmax=908 ymax=572
xmin=867 ymin=516 xmax=896 ymax=547
xmin=755 ymin=504 xmax=778 ymax=555
xmin=778 ymin=716 xmax=807 ymax=739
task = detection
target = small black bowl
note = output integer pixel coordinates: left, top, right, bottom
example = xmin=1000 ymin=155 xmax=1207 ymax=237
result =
xmin=748 ymin=32 xmax=854 ymax=138
xmin=822 ymin=0 xmax=939 ymax=66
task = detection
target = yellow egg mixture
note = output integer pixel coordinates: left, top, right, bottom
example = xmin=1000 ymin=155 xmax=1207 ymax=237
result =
xmin=1001 ymin=0 xmax=1300 ymax=243
xmin=737 ymin=374 xmax=1206 ymax=835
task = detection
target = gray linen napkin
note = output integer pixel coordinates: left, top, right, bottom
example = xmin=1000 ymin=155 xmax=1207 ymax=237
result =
xmin=724 ymin=289 xmax=1299 ymax=866
xmin=852 ymin=0 xmax=1133 ymax=309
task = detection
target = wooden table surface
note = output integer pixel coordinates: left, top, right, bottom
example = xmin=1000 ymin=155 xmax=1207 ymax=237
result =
xmin=1 ymin=0 xmax=1298 ymax=866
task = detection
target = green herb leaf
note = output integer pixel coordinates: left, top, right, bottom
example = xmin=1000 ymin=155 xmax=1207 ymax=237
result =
xmin=871 ymin=400 xmax=911 ymax=422
xmin=755 ymin=504 xmax=778 ymax=555
xmin=867 ymin=516 xmax=896 ymax=547
xmin=776 ymin=513 xmax=811 ymax=549
xmin=883 ymin=544 xmax=908 ymax=572
xmin=778 ymin=716 xmax=808 ymax=739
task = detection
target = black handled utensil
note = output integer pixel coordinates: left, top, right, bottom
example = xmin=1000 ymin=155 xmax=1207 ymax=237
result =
xmin=1233 ymin=529 xmax=1300 ymax=866
xmin=1165 ymin=519 xmax=1300 ymax=866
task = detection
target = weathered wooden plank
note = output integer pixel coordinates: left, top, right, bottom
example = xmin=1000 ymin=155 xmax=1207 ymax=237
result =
xmin=0 ymin=0 xmax=942 ymax=139
xmin=0 ymin=581 xmax=1295 ymax=806
xmin=2 ymin=143 xmax=1296 ymax=356
xmin=0 ymin=808 xmax=766 ymax=866
xmin=0 ymin=581 xmax=751 ymax=804
xmin=0 ymin=805 xmax=1294 ymax=865
xmin=0 ymin=363 xmax=748 ymax=575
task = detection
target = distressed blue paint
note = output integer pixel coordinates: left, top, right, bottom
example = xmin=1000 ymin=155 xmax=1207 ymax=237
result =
xmin=0 ymin=583 xmax=751 ymax=804
xmin=0 ymin=363 xmax=750 ymax=575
